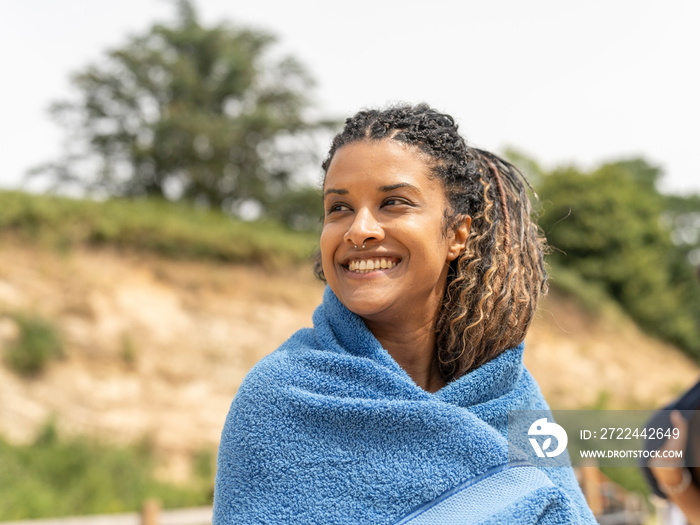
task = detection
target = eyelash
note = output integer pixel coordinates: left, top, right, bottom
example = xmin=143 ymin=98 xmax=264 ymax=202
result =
xmin=326 ymin=203 xmax=349 ymax=214
xmin=325 ymin=198 xmax=412 ymax=215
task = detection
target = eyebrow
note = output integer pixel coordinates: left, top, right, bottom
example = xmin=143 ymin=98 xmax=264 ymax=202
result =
xmin=323 ymin=188 xmax=348 ymax=199
xmin=323 ymin=183 xmax=421 ymax=199
xmin=379 ymin=183 xmax=421 ymax=194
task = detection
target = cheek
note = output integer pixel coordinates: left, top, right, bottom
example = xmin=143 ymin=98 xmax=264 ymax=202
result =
xmin=408 ymin=216 xmax=451 ymax=260
xmin=319 ymin=226 xmax=338 ymax=272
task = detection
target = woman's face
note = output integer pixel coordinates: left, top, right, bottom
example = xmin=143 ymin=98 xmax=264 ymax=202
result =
xmin=320 ymin=139 xmax=469 ymax=324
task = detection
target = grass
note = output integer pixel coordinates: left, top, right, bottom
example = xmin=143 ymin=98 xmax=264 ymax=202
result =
xmin=0 ymin=422 xmax=213 ymax=520
xmin=0 ymin=190 xmax=319 ymax=268
xmin=4 ymin=313 xmax=63 ymax=377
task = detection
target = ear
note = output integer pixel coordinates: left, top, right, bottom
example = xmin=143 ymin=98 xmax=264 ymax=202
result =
xmin=446 ymin=215 xmax=471 ymax=261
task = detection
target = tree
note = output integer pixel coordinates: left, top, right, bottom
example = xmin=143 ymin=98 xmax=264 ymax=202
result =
xmin=664 ymin=193 xmax=700 ymax=266
xmin=537 ymin=158 xmax=700 ymax=357
xmin=33 ymin=0 xmax=329 ymax=218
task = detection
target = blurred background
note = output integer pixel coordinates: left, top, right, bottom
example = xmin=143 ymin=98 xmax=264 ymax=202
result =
xmin=1 ymin=0 xmax=699 ymax=522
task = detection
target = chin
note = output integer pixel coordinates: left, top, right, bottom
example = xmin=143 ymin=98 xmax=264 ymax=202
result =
xmin=335 ymin=289 xmax=393 ymax=319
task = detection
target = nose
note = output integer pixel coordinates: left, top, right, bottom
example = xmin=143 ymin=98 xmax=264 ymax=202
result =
xmin=344 ymin=207 xmax=384 ymax=248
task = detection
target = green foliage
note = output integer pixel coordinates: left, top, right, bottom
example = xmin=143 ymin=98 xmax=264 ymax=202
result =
xmin=586 ymin=390 xmax=612 ymax=411
xmin=0 ymin=422 xmax=212 ymax=520
xmin=537 ymin=158 xmax=700 ymax=358
xmin=663 ymin=193 xmax=700 ymax=273
xmin=266 ymin=185 xmax=323 ymax=232
xmin=32 ymin=0 xmax=331 ymax=220
xmin=4 ymin=313 xmax=63 ymax=377
xmin=599 ymin=466 xmax=650 ymax=498
xmin=0 ymin=190 xmax=319 ymax=267
xmin=547 ymin=263 xmax=625 ymax=317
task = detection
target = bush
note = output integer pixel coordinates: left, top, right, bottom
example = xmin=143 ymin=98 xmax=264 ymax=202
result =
xmin=0 ymin=422 xmax=213 ymax=520
xmin=5 ymin=314 xmax=63 ymax=376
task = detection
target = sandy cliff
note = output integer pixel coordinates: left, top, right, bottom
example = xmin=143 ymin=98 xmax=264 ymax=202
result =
xmin=0 ymin=241 xmax=697 ymax=479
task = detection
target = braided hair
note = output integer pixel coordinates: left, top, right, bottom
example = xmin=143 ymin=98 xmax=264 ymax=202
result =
xmin=316 ymin=104 xmax=548 ymax=381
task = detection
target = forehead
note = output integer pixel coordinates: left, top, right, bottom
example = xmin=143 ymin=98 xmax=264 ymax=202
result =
xmin=324 ymin=140 xmax=438 ymax=190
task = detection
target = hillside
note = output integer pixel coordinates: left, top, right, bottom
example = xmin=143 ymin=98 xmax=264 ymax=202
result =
xmin=0 ymin=240 xmax=698 ymax=481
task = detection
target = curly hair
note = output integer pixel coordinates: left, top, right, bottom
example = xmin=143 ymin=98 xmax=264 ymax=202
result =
xmin=316 ymin=103 xmax=548 ymax=382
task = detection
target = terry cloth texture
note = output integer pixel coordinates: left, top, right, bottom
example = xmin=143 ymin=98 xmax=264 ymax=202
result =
xmin=214 ymin=287 xmax=596 ymax=524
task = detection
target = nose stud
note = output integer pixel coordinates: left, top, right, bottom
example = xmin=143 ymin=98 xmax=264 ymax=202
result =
xmin=353 ymin=242 xmax=367 ymax=249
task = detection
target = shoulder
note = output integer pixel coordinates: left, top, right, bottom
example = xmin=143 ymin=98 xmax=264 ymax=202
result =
xmin=225 ymin=322 xmax=372 ymax=419
xmin=232 ymin=327 xmax=318 ymax=401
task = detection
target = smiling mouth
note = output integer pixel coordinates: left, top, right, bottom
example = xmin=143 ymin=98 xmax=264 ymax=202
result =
xmin=346 ymin=258 xmax=399 ymax=273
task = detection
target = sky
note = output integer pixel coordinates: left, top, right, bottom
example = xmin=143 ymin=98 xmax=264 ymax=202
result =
xmin=2 ymin=0 xmax=699 ymax=195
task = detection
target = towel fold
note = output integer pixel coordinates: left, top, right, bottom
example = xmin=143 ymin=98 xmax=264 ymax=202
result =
xmin=214 ymin=287 xmax=596 ymax=524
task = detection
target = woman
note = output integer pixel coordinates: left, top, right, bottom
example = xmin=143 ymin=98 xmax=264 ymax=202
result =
xmin=644 ymin=393 xmax=700 ymax=524
xmin=214 ymin=104 xmax=596 ymax=524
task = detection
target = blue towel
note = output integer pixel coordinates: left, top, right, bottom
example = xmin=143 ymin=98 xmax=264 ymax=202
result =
xmin=214 ymin=287 xmax=596 ymax=524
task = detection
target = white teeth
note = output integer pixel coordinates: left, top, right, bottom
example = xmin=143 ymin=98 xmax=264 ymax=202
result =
xmin=348 ymin=258 xmax=398 ymax=273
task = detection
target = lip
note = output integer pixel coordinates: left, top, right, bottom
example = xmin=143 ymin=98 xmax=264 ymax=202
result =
xmin=340 ymin=249 xmax=401 ymax=263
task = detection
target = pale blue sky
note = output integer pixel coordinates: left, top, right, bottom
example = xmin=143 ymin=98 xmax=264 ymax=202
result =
xmin=2 ymin=0 xmax=699 ymax=194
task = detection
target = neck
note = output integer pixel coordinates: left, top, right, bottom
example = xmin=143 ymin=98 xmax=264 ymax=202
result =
xmin=364 ymin=314 xmax=446 ymax=393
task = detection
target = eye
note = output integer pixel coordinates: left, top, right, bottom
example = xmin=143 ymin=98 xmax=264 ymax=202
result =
xmin=326 ymin=202 xmax=351 ymax=214
xmin=382 ymin=197 xmax=412 ymax=207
